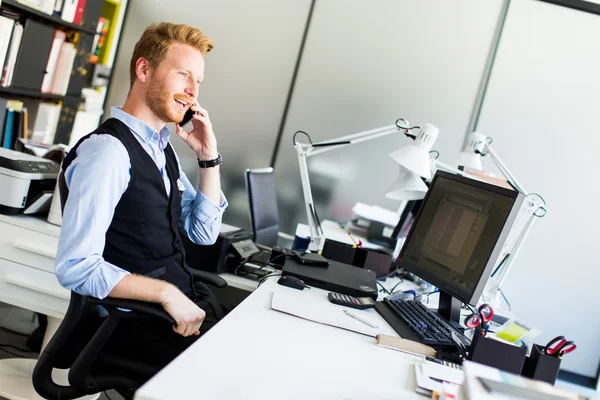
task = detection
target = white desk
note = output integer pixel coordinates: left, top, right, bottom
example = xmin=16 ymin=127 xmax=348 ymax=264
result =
xmin=135 ymin=277 xmax=425 ymax=400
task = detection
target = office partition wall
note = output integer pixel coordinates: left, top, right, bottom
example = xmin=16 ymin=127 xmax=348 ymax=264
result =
xmin=271 ymin=0 xmax=506 ymax=234
xmin=105 ymin=0 xmax=313 ymax=229
xmin=475 ymin=0 xmax=600 ymax=383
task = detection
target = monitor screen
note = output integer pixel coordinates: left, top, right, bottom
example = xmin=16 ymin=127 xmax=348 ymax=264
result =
xmin=398 ymin=171 xmax=523 ymax=305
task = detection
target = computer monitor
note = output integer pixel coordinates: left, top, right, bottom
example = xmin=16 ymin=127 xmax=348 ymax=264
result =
xmin=397 ymin=170 xmax=524 ymax=326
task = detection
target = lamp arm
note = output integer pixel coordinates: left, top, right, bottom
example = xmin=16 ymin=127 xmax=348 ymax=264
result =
xmin=307 ymin=125 xmax=400 ymax=157
xmin=293 ymin=123 xmax=403 ymax=250
xmin=295 ymin=143 xmax=324 ymax=250
xmin=495 ymin=210 xmax=537 ymax=288
xmin=483 ymin=145 xmax=527 ymax=194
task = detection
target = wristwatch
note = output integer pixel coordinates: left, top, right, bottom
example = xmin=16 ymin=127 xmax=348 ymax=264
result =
xmin=197 ymin=153 xmax=222 ymax=168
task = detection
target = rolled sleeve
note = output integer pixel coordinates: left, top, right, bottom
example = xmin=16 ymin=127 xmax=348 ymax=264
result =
xmin=181 ymin=188 xmax=228 ymax=245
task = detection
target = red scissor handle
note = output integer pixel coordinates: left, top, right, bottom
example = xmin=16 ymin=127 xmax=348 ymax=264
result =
xmin=478 ymin=303 xmax=494 ymax=323
xmin=556 ymin=341 xmax=577 ymax=358
xmin=464 ymin=313 xmax=482 ymax=329
xmin=544 ymin=336 xmax=567 ymax=355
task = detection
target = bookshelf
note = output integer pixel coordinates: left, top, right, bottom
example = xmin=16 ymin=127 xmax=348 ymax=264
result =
xmin=1 ymin=0 xmax=97 ymax=34
xmin=0 ymin=86 xmax=77 ymax=101
xmin=0 ymin=0 xmax=129 ymax=148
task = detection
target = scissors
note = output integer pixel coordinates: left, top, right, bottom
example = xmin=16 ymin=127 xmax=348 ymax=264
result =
xmin=543 ymin=336 xmax=577 ymax=359
xmin=464 ymin=303 xmax=494 ymax=336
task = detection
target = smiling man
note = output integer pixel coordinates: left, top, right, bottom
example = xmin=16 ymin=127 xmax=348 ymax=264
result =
xmin=55 ymin=22 xmax=227 ymax=373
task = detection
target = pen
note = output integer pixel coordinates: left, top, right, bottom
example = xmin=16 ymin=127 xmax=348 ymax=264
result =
xmin=343 ymin=309 xmax=378 ymax=329
xmin=348 ymin=233 xmax=362 ymax=248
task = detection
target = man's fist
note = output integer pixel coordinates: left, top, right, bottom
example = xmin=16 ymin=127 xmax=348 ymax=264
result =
xmin=161 ymin=286 xmax=206 ymax=337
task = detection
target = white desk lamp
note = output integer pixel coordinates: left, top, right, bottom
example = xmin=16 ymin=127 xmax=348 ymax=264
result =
xmin=388 ymin=129 xmax=546 ymax=309
xmin=293 ymin=119 xmax=428 ymax=251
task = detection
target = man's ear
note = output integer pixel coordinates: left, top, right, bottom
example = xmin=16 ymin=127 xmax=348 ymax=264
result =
xmin=135 ymin=57 xmax=152 ymax=84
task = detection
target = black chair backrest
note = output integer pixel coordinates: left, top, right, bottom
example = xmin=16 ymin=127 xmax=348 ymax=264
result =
xmin=245 ymin=168 xmax=279 ymax=247
xmin=58 ymin=170 xmax=69 ymax=213
xmin=33 ymin=170 xmax=94 ymax=399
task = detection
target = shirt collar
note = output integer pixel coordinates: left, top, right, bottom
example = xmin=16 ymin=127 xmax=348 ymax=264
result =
xmin=110 ymin=106 xmax=171 ymax=150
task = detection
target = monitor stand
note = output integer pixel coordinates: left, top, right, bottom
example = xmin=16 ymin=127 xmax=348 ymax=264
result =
xmin=437 ymin=291 xmax=464 ymax=333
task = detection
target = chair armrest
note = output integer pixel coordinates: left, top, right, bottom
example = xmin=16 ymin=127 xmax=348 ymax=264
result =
xmin=88 ymin=297 xmax=175 ymax=325
xmin=189 ymin=269 xmax=228 ymax=288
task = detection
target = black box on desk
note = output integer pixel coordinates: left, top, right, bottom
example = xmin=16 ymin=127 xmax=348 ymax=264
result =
xmin=467 ymin=334 xmax=527 ymax=375
xmin=282 ymin=257 xmax=378 ymax=300
xmin=321 ymin=239 xmax=392 ymax=278
xmin=181 ymin=229 xmax=253 ymax=274
xmin=521 ymin=344 xmax=561 ymax=385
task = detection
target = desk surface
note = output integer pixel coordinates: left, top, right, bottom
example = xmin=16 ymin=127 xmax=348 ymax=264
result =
xmin=135 ymin=277 xmax=424 ymax=400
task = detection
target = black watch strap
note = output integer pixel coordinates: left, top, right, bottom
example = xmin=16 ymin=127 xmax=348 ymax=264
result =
xmin=197 ymin=153 xmax=222 ymax=168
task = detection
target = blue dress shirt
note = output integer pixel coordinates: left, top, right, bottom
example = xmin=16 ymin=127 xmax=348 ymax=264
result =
xmin=55 ymin=107 xmax=227 ymax=299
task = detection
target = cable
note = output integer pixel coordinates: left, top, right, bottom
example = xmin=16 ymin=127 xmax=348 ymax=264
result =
xmin=527 ymin=193 xmax=547 ymax=217
xmin=395 ymin=118 xmax=420 ymax=131
xmin=429 ymin=150 xmax=440 ymax=160
xmin=377 ymin=281 xmax=390 ymax=295
xmin=421 ymin=289 xmax=439 ymax=304
xmin=499 ymin=288 xmax=511 ymax=311
xmin=387 ymin=279 xmax=405 ymax=295
xmin=233 ymin=258 xmax=253 ymax=276
xmin=292 ymin=130 xmax=313 ymax=146
xmin=258 ymin=272 xmax=282 ymax=287
xmin=104 ymin=390 xmax=113 ymax=400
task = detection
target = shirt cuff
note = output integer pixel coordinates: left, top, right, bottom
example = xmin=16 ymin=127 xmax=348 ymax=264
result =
xmin=84 ymin=261 xmax=130 ymax=299
xmin=194 ymin=190 xmax=228 ymax=223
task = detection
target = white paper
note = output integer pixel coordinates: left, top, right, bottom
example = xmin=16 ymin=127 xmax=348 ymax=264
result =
xmin=270 ymin=291 xmax=379 ymax=337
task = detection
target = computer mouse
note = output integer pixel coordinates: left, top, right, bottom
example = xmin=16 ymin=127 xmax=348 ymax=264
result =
xmin=277 ymin=276 xmax=307 ymax=290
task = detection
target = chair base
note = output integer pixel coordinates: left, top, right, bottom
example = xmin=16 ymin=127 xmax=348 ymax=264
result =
xmin=0 ymin=358 xmax=100 ymax=400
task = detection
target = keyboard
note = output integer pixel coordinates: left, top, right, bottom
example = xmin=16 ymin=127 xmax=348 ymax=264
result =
xmin=375 ymin=298 xmax=471 ymax=351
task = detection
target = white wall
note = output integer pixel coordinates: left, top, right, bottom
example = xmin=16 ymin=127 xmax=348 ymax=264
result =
xmin=273 ymin=0 xmax=506 ymax=234
xmin=105 ymin=0 xmax=312 ymax=228
xmin=476 ymin=0 xmax=600 ymax=377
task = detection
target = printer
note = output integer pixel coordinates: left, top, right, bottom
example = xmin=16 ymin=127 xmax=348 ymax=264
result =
xmin=0 ymin=148 xmax=60 ymax=215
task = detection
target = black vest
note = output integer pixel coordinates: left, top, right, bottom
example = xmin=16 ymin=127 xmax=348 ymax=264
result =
xmin=63 ymin=118 xmax=196 ymax=297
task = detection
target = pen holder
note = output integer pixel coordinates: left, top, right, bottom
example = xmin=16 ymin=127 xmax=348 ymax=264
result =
xmin=467 ymin=334 xmax=527 ymax=375
xmin=521 ymin=344 xmax=561 ymax=385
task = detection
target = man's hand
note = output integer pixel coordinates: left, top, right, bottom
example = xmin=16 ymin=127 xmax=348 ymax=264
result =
xmin=176 ymin=101 xmax=218 ymax=161
xmin=160 ymin=285 xmax=206 ymax=337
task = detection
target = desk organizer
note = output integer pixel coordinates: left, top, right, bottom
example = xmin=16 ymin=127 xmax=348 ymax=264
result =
xmin=321 ymin=239 xmax=392 ymax=278
xmin=467 ymin=334 xmax=527 ymax=374
xmin=521 ymin=344 xmax=561 ymax=385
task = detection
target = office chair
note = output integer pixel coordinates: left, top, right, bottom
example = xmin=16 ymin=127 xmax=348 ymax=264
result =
xmin=245 ymin=167 xmax=280 ymax=247
xmin=32 ymin=171 xmax=227 ymax=400
xmin=245 ymin=167 xmax=294 ymax=248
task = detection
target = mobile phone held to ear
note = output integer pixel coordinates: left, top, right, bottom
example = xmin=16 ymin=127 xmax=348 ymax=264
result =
xmin=292 ymin=250 xmax=330 ymax=267
xmin=180 ymin=108 xmax=195 ymax=126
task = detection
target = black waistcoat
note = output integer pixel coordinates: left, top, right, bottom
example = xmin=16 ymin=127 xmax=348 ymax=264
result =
xmin=63 ymin=118 xmax=196 ymax=297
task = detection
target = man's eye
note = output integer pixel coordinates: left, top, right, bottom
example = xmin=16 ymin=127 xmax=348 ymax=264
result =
xmin=179 ymin=72 xmax=188 ymax=78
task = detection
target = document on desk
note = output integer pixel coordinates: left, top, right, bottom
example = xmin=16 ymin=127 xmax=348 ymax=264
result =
xmin=270 ymin=291 xmax=379 ymax=337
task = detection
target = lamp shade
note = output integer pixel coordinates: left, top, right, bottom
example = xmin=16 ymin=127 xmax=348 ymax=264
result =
xmin=386 ymin=165 xmax=428 ymax=200
xmin=456 ymin=131 xmax=486 ymax=170
xmin=389 ymin=123 xmax=439 ymax=179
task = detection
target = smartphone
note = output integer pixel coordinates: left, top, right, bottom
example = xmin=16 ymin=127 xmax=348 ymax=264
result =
xmin=292 ymin=250 xmax=330 ymax=267
xmin=180 ymin=108 xmax=195 ymax=126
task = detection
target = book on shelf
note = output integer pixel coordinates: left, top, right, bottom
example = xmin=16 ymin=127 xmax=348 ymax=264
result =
xmin=0 ymin=16 xmax=15 ymax=76
xmin=0 ymin=21 xmax=23 ymax=87
xmin=41 ymin=30 xmax=66 ymax=93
